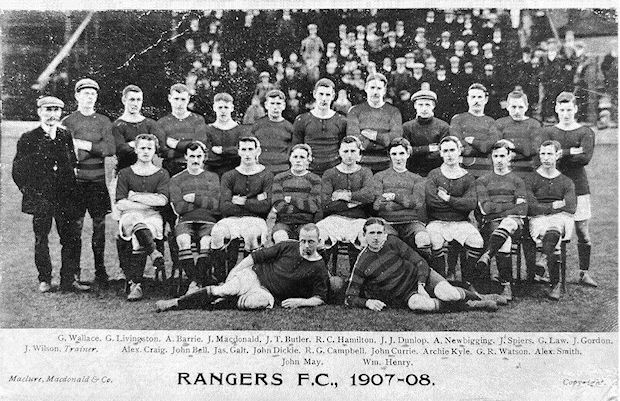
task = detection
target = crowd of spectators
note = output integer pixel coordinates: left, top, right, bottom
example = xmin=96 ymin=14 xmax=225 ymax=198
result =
xmin=173 ymin=8 xmax=617 ymax=127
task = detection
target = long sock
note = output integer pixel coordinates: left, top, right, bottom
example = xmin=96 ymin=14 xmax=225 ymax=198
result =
xmin=487 ymin=227 xmax=510 ymax=258
xmin=542 ymin=229 xmax=561 ymax=256
xmin=548 ymin=253 xmax=560 ymax=285
xmin=211 ymin=248 xmax=227 ymax=283
xmin=463 ymin=245 xmax=484 ymax=284
xmin=196 ymin=249 xmax=212 ymax=286
xmin=178 ymin=248 xmax=195 ymax=282
xmin=455 ymin=286 xmax=481 ymax=301
xmin=522 ymin=235 xmax=538 ymax=280
xmin=116 ymin=238 xmax=132 ymax=277
xmin=430 ymin=248 xmax=447 ymax=277
xmin=496 ymin=252 xmax=513 ymax=284
xmin=129 ymin=251 xmax=147 ymax=284
xmin=416 ymin=245 xmax=432 ymax=264
xmin=226 ymin=238 xmax=241 ymax=276
xmin=577 ymin=242 xmax=591 ymax=271
xmin=447 ymin=244 xmax=460 ymax=276
xmin=177 ymin=286 xmax=214 ymax=310
xmin=133 ymin=227 xmax=155 ymax=254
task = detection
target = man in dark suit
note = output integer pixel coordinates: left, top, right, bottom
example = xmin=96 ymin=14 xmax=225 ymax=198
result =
xmin=12 ymin=96 xmax=90 ymax=293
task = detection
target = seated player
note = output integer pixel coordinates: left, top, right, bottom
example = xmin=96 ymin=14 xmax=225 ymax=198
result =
xmin=525 ymin=140 xmax=577 ymax=300
xmin=475 ymin=139 xmax=528 ymax=299
xmin=205 ymin=92 xmax=247 ymax=178
xmin=316 ymin=136 xmax=374 ymax=270
xmin=370 ymin=137 xmax=430 ymax=258
xmin=344 ymin=218 xmax=501 ymax=312
xmin=425 ymin=136 xmax=485 ymax=283
xmin=116 ymin=134 xmax=170 ymax=301
xmin=155 ymin=223 xmax=329 ymax=312
xmin=269 ymin=144 xmax=322 ymax=243
xmin=169 ymin=141 xmax=220 ymax=295
xmin=212 ymin=136 xmax=273 ymax=282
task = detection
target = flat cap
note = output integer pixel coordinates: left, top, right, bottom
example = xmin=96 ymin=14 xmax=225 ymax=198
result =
xmin=468 ymin=40 xmax=479 ymax=47
xmin=37 ymin=96 xmax=64 ymax=108
xmin=259 ymin=71 xmax=270 ymax=78
xmin=75 ymin=78 xmax=99 ymax=92
xmin=412 ymin=62 xmax=424 ymax=69
xmin=411 ymin=89 xmax=437 ymax=103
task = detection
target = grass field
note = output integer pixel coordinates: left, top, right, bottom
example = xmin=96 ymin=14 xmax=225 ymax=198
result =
xmin=0 ymin=122 xmax=617 ymax=331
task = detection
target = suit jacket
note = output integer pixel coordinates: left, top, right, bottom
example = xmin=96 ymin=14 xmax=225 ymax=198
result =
xmin=12 ymin=126 xmax=79 ymax=215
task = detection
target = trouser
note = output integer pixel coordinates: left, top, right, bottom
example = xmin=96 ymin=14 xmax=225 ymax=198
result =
xmin=76 ymin=215 xmax=107 ymax=278
xmin=75 ymin=180 xmax=111 ymax=279
xmin=32 ymin=212 xmax=81 ymax=285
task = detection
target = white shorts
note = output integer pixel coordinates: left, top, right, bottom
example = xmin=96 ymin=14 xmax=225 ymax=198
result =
xmin=227 ymin=268 xmax=274 ymax=310
xmin=118 ymin=209 xmax=164 ymax=249
xmin=212 ymin=216 xmax=269 ymax=251
xmin=426 ymin=220 xmax=483 ymax=249
xmin=316 ymin=215 xmax=367 ymax=249
xmin=529 ymin=213 xmax=575 ymax=247
xmin=574 ymin=194 xmax=592 ymax=222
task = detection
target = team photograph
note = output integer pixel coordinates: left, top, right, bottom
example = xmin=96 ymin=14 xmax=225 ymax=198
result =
xmin=0 ymin=7 xmax=617 ymax=332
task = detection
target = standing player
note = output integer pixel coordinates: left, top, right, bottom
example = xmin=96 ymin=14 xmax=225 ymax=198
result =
xmin=317 ymin=136 xmax=374 ymax=270
xmin=370 ymin=138 xmax=430 ymax=258
xmin=61 ymin=78 xmax=115 ymax=286
xmin=538 ymin=92 xmax=597 ymax=287
xmin=112 ymin=85 xmax=167 ymax=278
xmin=205 ymin=92 xmax=247 ymax=178
xmin=251 ymin=89 xmax=293 ymax=175
xmin=495 ymin=91 xmax=541 ymax=177
xmin=12 ymin=96 xmax=88 ymax=293
xmin=212 ymin=136 xmax=273 ymax=283
xmin=475 ymin=140 xmax=528 ymax=299
xmin=449 ymin=83 xmax=500 ymax=177
xmin=402 ymin=89 xmax=450 ymax=177
xmin=346 ymin=73 xmax=403 ymax=173
xmin=269 ymin=144 xmax=322 ymax=243
xmin=158 ymin=84 xmax=209 ymax=275
xmin=169 ymin=142 xmax=220 ymax=295
xmin=113 ymin=85 xmax=167 ymax=172
xmin=425 ymin=136 xmax=485 ymax=282
xmin=116 ymin=134 xmax=170 ymax=301
xmin=495 ymin=90 xmax=542 ymax=277
xmin=292 ymin=78 xmax=347 ymax=176
xmin=525 ymin=140 xmax=577 ymax=300
xmin=158 ymin=83 xmax=208 ymax=177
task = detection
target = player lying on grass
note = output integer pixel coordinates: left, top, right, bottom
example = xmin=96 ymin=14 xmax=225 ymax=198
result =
xmin=344 ymin=218 xmax=504 ymax=312
xmin=155 ymin=223 xmax=329 ymax=312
